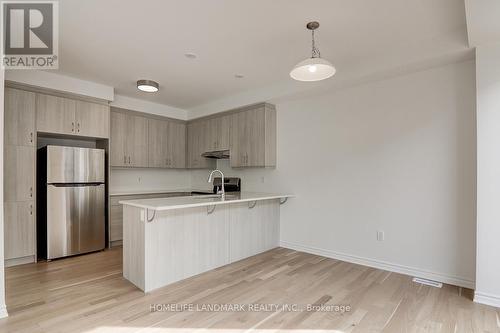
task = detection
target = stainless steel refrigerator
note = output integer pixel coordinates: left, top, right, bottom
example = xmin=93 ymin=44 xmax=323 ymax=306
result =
xmin=37 ymin=146 xmax=106 ymax=260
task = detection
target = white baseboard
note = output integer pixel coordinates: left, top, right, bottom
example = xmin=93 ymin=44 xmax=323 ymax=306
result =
xmin=474 ymin=291 xmax=500 ymax=308
xmin=0 ymin=304 xmax=8 ymax=319
xmin=280 ymin=240 xmax=475 ymax=289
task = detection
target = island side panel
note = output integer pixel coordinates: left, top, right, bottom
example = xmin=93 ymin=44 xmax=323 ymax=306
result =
xmin=122 ymin=205 xmax=146 ymax=290
xmin=229 ymin=199 xmax=280 ymax=263
xmin=143 ymin=205 xmax=230 ymax=292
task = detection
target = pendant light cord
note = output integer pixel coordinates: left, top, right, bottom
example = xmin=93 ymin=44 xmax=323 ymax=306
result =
xmin=311 ymin=29 xmax=321 ymax=58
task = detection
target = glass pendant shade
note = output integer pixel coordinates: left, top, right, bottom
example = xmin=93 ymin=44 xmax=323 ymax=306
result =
xmin=290 ymin=57 xmax=336 ymax=81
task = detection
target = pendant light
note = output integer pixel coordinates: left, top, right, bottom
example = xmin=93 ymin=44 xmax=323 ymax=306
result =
xmin=290 ymin=21 xmax=336 ymax=82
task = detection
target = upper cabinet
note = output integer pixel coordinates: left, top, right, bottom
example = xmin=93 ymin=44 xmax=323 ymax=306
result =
xmin=207 ymin=115 xmax=231 ymax=151
xmin=110 ymin=110 xmax=148 ymax=167
xmin=187 ymin=120 xmax=216 ymax=169
xmin=230 ymin=103 xmax=276 ymax=168
xmin=168 ymin=121 xmax=187 ymax=168
xmin=111 ymin=108 xmax=186 ymax=169
xmin=36 ymin=94 xmax=76 ymax=135
xmin=110 ymin=103 xmax=276 ymax=170
xmin=148 ymin=119 xmax=186 ymax=168
xmin=36 ymin=93 xmax=110 ymax=138
xmin=36 ymin=94 xmax=109 ymax=138
xmin=75 ymin=100 xmax=110 ymax=138
xmin=187 ymin=103 xmax=276 ymax=169
xmin=5 ymin=88 xmax=36 ymax=146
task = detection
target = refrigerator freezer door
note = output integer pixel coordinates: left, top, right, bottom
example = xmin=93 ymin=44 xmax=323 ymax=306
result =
xmin=79 ymin=184 xmax=105 ymax=253
xmin=47 ymin=184 xmax=105 ymax=259
xmin=46 ymin=146 xmax=105 ymax=183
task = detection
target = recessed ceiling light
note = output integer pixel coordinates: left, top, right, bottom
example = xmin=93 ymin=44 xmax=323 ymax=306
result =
xmin=235 ymin=74 xmax=244 ymax=79
xmin=137 ymin=79 xmax=159 ymax=93
xmin=184 ymin=53 xmax=197 ymax=59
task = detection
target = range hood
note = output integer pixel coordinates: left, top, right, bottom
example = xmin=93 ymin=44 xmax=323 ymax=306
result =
xmin=201 ymin=150 xmax=230 ymax=159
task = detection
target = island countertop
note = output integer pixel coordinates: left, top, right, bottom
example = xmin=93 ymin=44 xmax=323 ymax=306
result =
xmin=119 ymin=192 xmax=293 ymax=211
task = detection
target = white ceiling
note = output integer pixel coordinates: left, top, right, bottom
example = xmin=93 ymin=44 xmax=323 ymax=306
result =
xmin=464 ymin=0 xmax=500 ymax=47
xmin=56 ymin=0 xmax=469 ymax=111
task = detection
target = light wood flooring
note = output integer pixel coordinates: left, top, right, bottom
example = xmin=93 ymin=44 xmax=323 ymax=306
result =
xmin=1 ymin=247 xmax=499 ymax=333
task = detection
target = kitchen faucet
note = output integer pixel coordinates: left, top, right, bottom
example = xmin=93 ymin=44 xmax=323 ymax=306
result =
xmin=207 ymin=169 xmax=225 ymax=200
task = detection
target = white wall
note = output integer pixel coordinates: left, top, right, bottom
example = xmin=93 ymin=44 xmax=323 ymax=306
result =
xmin=193 ymin=60 xmax=477 ymax=288
xmin=5 ymin=70 xmax=113 ymax=101
xmin=0 ymin=68 xmax=7 ymax=318
xmin=474 ymin=43 xmax=500 ymax=307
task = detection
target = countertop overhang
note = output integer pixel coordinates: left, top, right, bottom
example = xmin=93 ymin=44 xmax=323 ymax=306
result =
xmin=119 ymin=192 xmax=293 ymax=211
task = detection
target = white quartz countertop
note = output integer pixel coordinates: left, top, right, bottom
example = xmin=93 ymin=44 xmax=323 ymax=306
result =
xmin=110 ymin=189 xmax=212 ymax=196
xmin=119 ymin=192 xmax=293 ymax=211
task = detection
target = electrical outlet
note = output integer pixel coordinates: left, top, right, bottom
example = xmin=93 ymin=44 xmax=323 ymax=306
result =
xmin=377 ymin=231 xmax=385 ymax=241
xmin=138 ymin=177 xmax=141 ymax=183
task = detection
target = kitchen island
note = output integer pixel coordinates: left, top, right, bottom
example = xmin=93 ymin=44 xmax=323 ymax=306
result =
xmin=119 ymin=192 xmax=292 ymax=292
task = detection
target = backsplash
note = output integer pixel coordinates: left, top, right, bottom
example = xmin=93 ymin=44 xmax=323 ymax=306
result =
xmin=110 ymin=168 xmax=196 ymax=193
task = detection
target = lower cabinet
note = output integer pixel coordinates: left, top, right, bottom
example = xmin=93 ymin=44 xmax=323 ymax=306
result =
xmin=4 ymin=201 xmax=35 ymax=262
xmin=123 ymin=199 xmax=281 ymax=292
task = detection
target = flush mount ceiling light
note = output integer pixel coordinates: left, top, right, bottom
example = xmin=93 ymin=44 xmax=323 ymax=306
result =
xmin=137 ymin=79 xmax=159 ymax=93
xmin=290 ymin=21 xmax=336 ymax=82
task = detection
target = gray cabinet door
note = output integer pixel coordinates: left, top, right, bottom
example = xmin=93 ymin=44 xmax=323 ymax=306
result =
xmin=207 ymin=115 xmax=231 ymax=151
xmin=148 ymin=118 xmax=168 ymax=168
xmin=168 ymin=121 xmax=186 ymax=168
xmin=4 ymin=201 xmax=35 ymax=260
xmin=231 ymin=110 xmax=258 ymax=167
xmin=111 ymin=111 xmax=148 ymax=167
xmin=75 ymin=100 xmax=110 ymax=138
xmin=230 ymin=105 xmax=275 ymax=168
xmin=36 ymin=93 xmax=76 ymax=135
xmin=187 ymin=120 xmax=215 ymax=169
xmin=127 ymin=115 xmax=149 ymax=167
xmin=4 ymin=145 xmax=35 ymax=202
xmin=218 ymin=115 xmax=232 ymax=151
xmin=5 ymin=88 xmax=35 ymax=146
xmin=110 ymin=111 xmax=128 ymax=167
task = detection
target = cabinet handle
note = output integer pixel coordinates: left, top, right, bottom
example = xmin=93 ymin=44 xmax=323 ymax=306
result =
xmin=30 ymin=132 xmax=33 ymax=143
xmin=128 ymin=156 xmax=131 ymax=164
xmin=77 ymin=122 xmax=80 ymax=133
xmin=29 ymin=204 xmax=33 ymax=215
xmin=30 ymin=186 xmax=33 ymax=198
xmin=71 ymin=122 xmax=75 ymax=132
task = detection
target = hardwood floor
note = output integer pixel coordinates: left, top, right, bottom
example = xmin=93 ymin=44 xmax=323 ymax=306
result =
xmin=1 ymin=247 xmax=499 ymax=333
